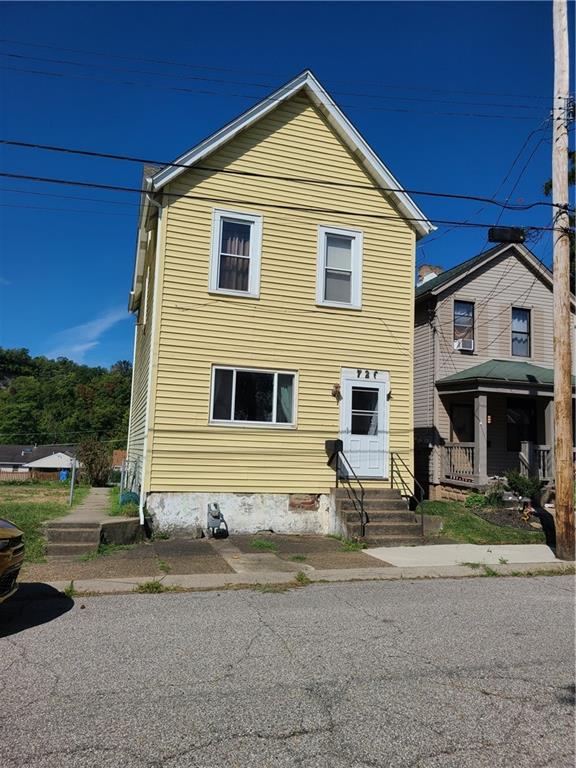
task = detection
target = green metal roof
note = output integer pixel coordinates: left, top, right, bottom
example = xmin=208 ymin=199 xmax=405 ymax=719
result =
xmin=415 ymin=246 xmax=506 ymax=299
xmin=437 ymin=359 xmax=562 ymax=387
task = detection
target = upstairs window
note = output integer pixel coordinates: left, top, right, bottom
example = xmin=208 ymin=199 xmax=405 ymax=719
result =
xmin=453 ymin=300 xmax=474 ymax=351
xmin=211 ymin=366 xmax=295 ymax=426
xmin=317 ymin=226 xmax=363 ymax=309
xmin=511 ymin=307 xmax=531 ymax=357
xmin=210 ymin=210 xmax=262 ymax=297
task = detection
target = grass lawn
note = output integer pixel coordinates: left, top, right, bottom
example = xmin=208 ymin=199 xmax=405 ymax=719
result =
xmin=422 ymin=501 xmax=546 ymax=545
xmin=0 ymin=481 xmax=90 ymax=562
xmin=107 ymin=486 xmax=139 ymax=517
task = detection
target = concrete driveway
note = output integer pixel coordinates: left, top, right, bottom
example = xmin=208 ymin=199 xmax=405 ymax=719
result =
xmin=1 ymin=577 xmax=574 ymax=767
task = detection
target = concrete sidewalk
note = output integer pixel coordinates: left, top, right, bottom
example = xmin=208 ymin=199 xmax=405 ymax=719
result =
xmin=364 ymin=543 xmax=558 ymax=567
xmin=42 ymin=558 xmax=574 ymax=595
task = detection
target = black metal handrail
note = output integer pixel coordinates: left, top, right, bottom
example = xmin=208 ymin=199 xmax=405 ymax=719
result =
xmin=390 ymin=452 xmax=426 ymax=536
xmin=326 ymin=444 xmax=368 ymax=537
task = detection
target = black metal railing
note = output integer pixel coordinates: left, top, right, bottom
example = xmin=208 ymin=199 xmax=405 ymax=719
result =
xmin=325 ymin=440 xmax=368 ymax=537
xmin=390 ymin=452 xmax=426 ymax=536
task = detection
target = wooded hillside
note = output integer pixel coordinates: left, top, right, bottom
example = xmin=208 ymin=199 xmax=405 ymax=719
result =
xmin=0 ymin=348 xmax=132 ymax=446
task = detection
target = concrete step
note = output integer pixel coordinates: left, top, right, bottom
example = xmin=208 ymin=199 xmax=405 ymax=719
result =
xmin=339 ymin=499 xmax=408 ymax=512
xmin=335 ymin=488 xmax=402 ymax=500
xmin=349 ymin=521 xmax=422 ymax=538
xmin=345 ymin=511 xmax=416 ymax=523
xmin=46 ymin=542 xmax=98 ymax=557
xmin=45 ymin=527 xmax=101 ymax=544
xmin=363 ymin=535 xmax=424 ymax=548
xmin=45 ymin=520 xmax=102 ymax=529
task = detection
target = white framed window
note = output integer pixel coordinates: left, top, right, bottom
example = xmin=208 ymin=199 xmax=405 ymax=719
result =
xmin=209 ymin=209 xmax=262 ymax=297
xmin=316 ymin=225 xmax=363 ymax=309
xmin=210 ymin=366 xmax=296 ymax=427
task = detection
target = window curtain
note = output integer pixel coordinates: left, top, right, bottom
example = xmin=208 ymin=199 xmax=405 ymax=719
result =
xmin=276 ymin=375 xmax=293 ymax=423
xmin=219 ymin=220 xmax=251 ymax=291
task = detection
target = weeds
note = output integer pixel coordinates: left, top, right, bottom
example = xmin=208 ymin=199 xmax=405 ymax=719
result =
xmin=78 ymin=542 xmax=135 ymax=561
xmin=290 ymin=554 xmax=307 ymax=562
xmin=157 ymin=558 xmax=171 ymax=574
xmin=134 ymin=580 xmax=179 ymax=594
xmin=461 ymin=562 xmax=482 ymax=570
xmin=63 ymin=580 xmax=76 ymax=598
xmin=498 ymin=557 xmax=509 ymax=565
xmin=295 ymin=571 xmax=311 ymax=585
xmin=328 ymin=533 xmax=366 ymax=551
xmin=249 ymin=537 xmax=279 ymax=552
xmin=481 ymin=565 xmax=499 ymax=577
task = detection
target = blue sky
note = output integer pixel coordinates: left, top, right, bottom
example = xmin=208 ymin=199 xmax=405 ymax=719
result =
xmin=0 ymin=1 xmax=573 ymax=367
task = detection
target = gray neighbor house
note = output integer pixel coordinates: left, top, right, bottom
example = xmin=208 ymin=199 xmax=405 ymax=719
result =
xmin=414 ymin=242 xmax=576 ymax=500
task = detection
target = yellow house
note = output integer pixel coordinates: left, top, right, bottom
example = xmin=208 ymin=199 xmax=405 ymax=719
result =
xmin=126 ymin=70 xmax=433 ymax=537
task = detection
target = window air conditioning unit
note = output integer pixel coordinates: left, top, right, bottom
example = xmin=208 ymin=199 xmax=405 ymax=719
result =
xmin=454 ymin=338 xmax=474 ymax=352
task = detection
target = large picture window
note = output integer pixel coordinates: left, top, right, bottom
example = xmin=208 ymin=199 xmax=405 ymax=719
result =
xmin=316 ymin=226 xmax=363 ymax=308
xmin=211 ymin=367 xmax=295 ymax=425
xmin=511 ymin=307 xmax=531 ymax=357
xmin=210 ymin=210 xmax=262 ymax=297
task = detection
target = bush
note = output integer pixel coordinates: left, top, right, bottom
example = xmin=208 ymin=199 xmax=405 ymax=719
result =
xmin=505 ymin=470 xmax=543 ymax=500
xmin=464 ymin=493 xmax=487 ymax=510
xmin=484 ymin=479 xmax=505 ymax=508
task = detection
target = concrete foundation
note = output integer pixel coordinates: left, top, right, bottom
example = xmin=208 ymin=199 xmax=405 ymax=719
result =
xmin=146 ymin=491 xmax=339 ymax=537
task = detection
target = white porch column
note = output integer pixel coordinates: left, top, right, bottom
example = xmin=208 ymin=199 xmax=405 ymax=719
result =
xmin=474 ymin=393 xmax=488 ymax=486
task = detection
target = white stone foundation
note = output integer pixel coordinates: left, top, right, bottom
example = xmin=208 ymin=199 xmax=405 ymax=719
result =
xmin=146 ymin=492 xmax=342 ymax=537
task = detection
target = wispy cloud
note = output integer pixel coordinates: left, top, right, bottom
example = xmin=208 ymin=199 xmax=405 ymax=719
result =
xmin=0 ymin=277 xmax=10 ymax=286
xmin=46 ymin=308 xmax=129 ymax=362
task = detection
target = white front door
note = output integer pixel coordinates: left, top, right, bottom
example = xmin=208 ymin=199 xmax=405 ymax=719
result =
xmin=341 ymin=368 xmax=388 ymax=478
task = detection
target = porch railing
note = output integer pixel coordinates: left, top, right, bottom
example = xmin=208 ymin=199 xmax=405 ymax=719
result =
xmin=443 ymin=442 xmax=475 ymax=481
xmin=325 ymin=440 xmax=368 ymax=537
xmin=520 ymin=443 xmax=576 ymax=482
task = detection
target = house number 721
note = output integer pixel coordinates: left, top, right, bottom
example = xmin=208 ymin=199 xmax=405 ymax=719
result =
xmin=357 ymin=369 xmax=379 ymax=379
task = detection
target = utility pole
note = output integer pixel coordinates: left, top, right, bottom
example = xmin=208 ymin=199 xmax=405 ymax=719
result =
xmin=552 ymin=0 xmax=574 ymax=560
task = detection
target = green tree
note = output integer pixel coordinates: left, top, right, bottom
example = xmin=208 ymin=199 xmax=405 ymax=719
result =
xmin=0 ymin=349 xmax=132 ymax=446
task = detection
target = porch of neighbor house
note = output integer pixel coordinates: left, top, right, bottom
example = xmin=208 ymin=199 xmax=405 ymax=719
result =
xmin=435 ymin=360 xmax=575 ymax=490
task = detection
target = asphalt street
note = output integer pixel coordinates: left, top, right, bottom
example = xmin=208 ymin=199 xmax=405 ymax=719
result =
xmin=2 ymin=577 xmax=574 ymax=767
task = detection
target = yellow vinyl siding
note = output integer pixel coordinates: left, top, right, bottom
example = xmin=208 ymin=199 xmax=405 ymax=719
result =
xmin=147 ymin=93 xmax=416 ymax=493
xmin=126 ymin=231 xmax=157 ymax=480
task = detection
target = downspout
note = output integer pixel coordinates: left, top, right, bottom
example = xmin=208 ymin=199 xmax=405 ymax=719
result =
xmin=138 ymin=193 xmax=163 ymax=527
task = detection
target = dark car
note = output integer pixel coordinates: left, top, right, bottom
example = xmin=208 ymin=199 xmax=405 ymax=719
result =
xmin=0 ymin=519 xmax=25 ymax=603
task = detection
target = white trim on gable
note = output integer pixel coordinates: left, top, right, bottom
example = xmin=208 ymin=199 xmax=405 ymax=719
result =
xmin=150 ymin=70 xmax=434 ymax=239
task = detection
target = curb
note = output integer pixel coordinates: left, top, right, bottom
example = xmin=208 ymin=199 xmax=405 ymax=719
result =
xmin=42 ymin=560 xmax=575 ymax=596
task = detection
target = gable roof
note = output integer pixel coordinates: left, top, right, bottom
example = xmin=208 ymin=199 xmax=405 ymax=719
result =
xmin=0 ymin=444 xmax=75 ymax=466
xmin=415 ymin=243 xmax=556 ymax=301
xmin=148 ymin=70 xmax=434 ymax=239
xmin=23 ymin=452 xmax=78 ymax=470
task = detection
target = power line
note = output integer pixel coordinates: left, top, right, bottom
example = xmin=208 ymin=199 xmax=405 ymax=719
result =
xmin=0 ymin=37 xmax=568 ymax=101
xmin=0 ymin=64 xmax=548 ymax=121
xmin=0 ymin=171 xmax=565 ymax=232
xmin=416 ymin=118 xmax=554 ymax=250
xmin=0 ymin=186 xmax=142 ymax=207
xmin=0 ymin=51 xmax=550 ymax=112
xmin=0 ymin=202 xmax=135 ymax=217
xmin=0 ymin=171 xmax=568 ymax=232
xmin=0 ymin=138 xmax=564 ymax=212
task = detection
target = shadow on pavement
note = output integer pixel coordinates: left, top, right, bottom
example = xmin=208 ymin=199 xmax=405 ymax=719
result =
xmin=0 ymin=582 xmax=74 ymax=638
